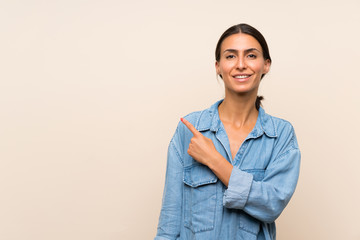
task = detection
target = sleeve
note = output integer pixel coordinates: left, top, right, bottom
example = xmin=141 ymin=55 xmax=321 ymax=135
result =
xmin=155 ymin=134 xmax=184 ymax=239
xmin=223 ymin=126 xmax=301 ymax=223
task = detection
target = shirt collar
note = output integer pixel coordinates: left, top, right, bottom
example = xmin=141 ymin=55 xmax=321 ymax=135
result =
xmin=197 ymin=99 xmax=277 ymax=138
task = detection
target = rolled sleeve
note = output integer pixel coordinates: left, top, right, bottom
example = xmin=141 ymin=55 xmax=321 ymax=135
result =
xmin=223 ymin=167 xmax=254 ymax=209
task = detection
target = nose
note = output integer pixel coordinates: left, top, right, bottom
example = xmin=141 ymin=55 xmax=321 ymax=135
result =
xmin=236 ymin=56 xmax=247 ymax=70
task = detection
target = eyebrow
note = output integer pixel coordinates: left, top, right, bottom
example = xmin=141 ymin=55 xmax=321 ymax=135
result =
xmin=223 ymin=48 xmax=262 ymax=54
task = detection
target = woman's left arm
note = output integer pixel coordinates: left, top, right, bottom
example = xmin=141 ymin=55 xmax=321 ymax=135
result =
xmin=219 ymin=122 xmax=300 ymax=223
xmin=223 ymin=146 xmax=300 ymax=223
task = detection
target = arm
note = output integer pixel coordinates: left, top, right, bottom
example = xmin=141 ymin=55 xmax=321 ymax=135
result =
xmin=223 ymin=128 xmax=301 ymax=223
xmin=180 ymin=118 xmax=233 ymax=187
xmin=200 ymin=142 xmax=300 ymax=223
xmin=155 ymin=136 xmax=183 ymax=240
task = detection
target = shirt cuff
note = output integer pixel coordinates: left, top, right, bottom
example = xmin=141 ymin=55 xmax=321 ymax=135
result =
xmin=223 ymin=167 xmax=253 ymax=209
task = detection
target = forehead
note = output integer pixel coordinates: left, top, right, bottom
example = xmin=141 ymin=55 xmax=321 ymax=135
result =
xmin=221 ymin=33 xmax=262 ymax=52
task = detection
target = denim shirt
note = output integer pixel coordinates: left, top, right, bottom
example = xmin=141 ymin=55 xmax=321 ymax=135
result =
xmin=155 ymin=100 xmax=301 ymax=240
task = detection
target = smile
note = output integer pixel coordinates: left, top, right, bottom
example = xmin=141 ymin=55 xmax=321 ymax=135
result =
xmin=234 ymin=75 xmax=251 ymax=79
xmin=233 ymin=74 xmax=252 ymax=81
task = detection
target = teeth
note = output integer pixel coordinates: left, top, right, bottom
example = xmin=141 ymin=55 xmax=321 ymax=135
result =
xmin=234 ymin=75 xmax=250 ymax=79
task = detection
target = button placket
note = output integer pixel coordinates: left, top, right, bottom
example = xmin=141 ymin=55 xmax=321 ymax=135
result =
xmin=233 ymin=140 xmax=249 ymax=167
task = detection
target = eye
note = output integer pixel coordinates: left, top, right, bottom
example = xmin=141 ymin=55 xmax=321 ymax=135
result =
xmin=247 ymin=54 xmax=257 ymax=59
xmin=225 ymin=54 xmax=236 ymax=59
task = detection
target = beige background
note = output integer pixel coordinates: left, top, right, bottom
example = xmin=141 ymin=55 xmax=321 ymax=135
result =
xmin=1 ymin=0 xmax=360 ymax=239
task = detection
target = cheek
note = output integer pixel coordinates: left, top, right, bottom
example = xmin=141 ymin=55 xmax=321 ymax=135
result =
xmin=248 ymin=61 xmax=266 ymax=73
xmin=219 ymin=62 xmax=234 ymax=73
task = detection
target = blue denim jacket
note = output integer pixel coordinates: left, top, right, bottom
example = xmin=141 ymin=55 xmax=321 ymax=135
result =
xmin=155 ymin=100 xmax=301 ymax=240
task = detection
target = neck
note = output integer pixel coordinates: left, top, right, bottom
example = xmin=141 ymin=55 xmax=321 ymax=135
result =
xmin=218 ymin=91 xmax=259 ymax=127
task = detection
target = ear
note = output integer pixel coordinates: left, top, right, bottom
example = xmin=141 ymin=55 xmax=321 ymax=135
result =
xmin=215 ymin=61 xmax=220 ymax=75
xmin=263 ymin=59 xmax=271 ymax=74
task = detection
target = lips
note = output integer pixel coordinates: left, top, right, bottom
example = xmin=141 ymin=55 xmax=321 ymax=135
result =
xmin=233 ymin=74 xmax=252 ymax=81
xmin=234 ymin=75 xmax=251 ymax=79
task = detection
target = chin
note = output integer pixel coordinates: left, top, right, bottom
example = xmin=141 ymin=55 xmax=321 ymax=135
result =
xmin=227 ymin=86 xmax=258 ymax=95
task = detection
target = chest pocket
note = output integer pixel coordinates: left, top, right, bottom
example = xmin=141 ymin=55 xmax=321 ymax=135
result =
xmin=183 ymin=163 xmax=218 ymax=233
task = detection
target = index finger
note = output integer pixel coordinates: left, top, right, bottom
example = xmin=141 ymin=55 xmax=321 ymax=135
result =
xmin=181 ymin=118 xmax=200 ymax=135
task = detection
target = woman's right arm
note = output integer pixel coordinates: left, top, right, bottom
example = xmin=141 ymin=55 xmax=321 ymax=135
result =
xmin=155 ymin=132 xmax=184 ymax=240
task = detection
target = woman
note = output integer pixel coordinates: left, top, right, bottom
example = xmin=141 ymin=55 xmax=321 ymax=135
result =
xmin=155 ymin=23 xmax=301 ymax=240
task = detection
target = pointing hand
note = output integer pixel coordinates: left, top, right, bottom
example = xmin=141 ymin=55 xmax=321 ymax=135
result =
xmin=181 ymin=118 xmax=220 ymax=166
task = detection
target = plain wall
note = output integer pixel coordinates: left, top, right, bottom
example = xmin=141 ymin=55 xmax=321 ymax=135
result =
xmin=1 ymin=0 xmax=360 ymax=239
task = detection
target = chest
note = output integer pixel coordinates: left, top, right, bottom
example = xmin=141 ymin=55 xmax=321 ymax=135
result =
xmin=222 ymin=124 xmax=254 ymax=161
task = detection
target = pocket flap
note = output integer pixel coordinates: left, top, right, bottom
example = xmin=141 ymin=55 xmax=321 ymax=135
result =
xmin=183 ymin=164 xmax=218 ymax=187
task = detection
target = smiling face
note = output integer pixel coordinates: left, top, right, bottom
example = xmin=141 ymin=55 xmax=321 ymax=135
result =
xmin=215 ymin=33 xmax=271 ymax=96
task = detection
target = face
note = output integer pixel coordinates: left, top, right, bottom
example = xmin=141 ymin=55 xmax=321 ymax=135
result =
xmin=215 ymin=33 xmax=271 ymax=96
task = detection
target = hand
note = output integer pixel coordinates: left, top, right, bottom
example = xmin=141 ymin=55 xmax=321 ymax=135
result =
xmin=181 ymin=118 xmax=220 ymax=166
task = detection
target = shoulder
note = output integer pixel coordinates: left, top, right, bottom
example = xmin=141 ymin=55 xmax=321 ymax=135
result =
xmin=272 ymin=115 xmax=296 ymax=136
xmin=259 ymin=107 xmax=296 ymax=140
xmin=269 ymin=114 xmax=299 ymax=151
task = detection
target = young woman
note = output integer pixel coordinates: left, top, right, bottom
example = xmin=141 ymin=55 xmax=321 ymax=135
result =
xmin=155 ymin=23 xmax=301 ymax=240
